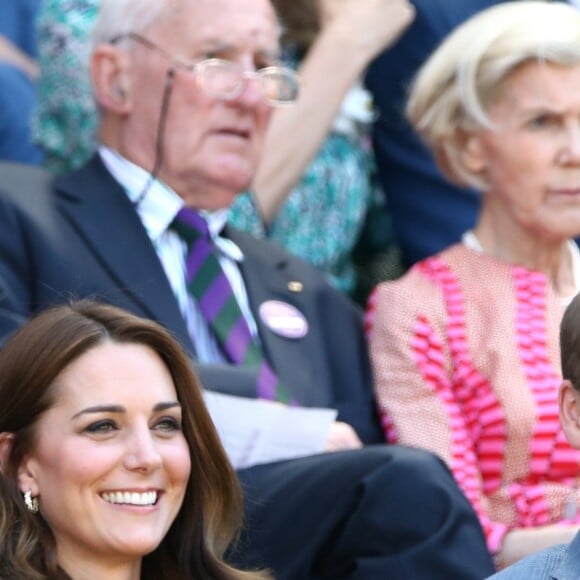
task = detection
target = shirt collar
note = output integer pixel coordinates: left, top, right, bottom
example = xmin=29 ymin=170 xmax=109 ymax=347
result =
xmin=98 ymin=146 xmax=242 ymax=262
xmin=554 ymin=529 xmax=580 ymax=579
xmin=99 ymin=146 xmax=180 ymax=241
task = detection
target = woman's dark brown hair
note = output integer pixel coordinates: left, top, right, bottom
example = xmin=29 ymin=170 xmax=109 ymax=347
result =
xmin=0 ymin=300 xmax=264 ymax=579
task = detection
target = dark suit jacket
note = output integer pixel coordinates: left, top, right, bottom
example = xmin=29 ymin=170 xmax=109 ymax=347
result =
xmin=365 ymin=0 xmax=507 ymax=267
xmin=0 ymin=157 xmax=383 ymax=444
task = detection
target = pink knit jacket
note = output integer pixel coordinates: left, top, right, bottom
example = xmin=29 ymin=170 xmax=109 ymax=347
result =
xmin=366 ymin=244 xmax=580 ymax=554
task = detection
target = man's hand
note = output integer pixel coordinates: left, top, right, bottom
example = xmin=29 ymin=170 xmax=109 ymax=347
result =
xmin=325 ymin=421 xmax=363 ymax=452
xmin=317 ymin=0 xmax=416 ymax=61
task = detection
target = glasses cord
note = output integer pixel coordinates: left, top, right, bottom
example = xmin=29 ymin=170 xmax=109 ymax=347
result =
xmin=133 ymin=67 xmax=176 ymax=207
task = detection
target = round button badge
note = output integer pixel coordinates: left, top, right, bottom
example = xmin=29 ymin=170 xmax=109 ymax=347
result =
xmin=259 ymin=300 xmax=309 ymax=339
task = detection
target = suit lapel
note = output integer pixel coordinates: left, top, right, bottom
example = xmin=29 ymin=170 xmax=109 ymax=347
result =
xmin=227 ymin=227 xmax=332 ymax=408
xmin=52 ymin=162 xmax=330 ymax=404
xmin=54 ymin=156 xmax=193 ymax=351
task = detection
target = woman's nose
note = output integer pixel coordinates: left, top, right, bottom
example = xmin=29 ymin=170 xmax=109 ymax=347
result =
xmin=123 ymin=428 xmax=162 ymax=472
xmin=558 ymin=125 xmax=580 ymax=165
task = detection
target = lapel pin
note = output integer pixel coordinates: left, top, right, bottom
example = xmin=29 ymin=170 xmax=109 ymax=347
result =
xmin=287 ymin=281 xmax=303 ymax=293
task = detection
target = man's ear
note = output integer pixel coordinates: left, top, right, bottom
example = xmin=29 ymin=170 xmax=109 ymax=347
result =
xmin=559 ymin=380 xmax=580 ymax=449
xmin=91 ymin=44 xmax=134 ymax=114
xmin=0 ymin=432 xmax=14 ymax=472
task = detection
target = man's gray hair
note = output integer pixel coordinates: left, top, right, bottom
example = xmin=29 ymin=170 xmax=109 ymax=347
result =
xmin=91 ymin=0 xmax=178 ymax=48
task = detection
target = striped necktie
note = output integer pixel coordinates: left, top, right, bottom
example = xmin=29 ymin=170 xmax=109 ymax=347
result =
xmin=171 ymin=208 xmax=294 ymax=404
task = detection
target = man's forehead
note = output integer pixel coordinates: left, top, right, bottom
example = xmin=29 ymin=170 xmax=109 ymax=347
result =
xmin=152 ymin=0 xmax=278 ymax=49
xmin=162 ymin=0 xmax=276 ymax=28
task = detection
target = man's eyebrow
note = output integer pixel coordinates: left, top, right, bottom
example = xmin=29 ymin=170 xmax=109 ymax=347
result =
xmin=197 ymin=40 xmax=280 ymax=60
xmin=71 ymin=401 xmax=181 ymax=419
xmin=196 ymin=39 xmax=231 ymax=53
xmin=256 ymin=46 xmax=280 ymax=59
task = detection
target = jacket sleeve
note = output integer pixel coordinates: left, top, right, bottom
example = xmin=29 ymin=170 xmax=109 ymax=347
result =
xmin=0 ymin=190 xmax=34 ymax=345
xmin=366 ymin=270 xmax=510 ymax=554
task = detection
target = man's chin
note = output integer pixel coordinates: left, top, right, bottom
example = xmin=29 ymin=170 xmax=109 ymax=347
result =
xmin=203 ymin=179 xmax=251 ymax=210
xmin=210 ymin=157 xmax=255 ymax=188
xmin=214 ymin=172 xmax=254 ymax=198
xmin=169 ymin=167 xmax=253 ymax=209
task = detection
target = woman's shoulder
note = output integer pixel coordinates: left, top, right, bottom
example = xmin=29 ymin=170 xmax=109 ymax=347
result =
xmin=367 ymin=242 xmax=505 ymax=317
xmin=373 ymin=244 xmax=466 ymax=289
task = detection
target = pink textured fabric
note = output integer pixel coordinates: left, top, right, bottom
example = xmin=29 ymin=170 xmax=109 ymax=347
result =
xmin=367 ymin=244 xmax=580 ymax=555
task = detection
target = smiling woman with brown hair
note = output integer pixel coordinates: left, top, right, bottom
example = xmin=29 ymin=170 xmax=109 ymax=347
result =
xmin=367 ymin=1 xmax=580 ymax=570
xmin=0 ymin=300 xmax=266 ymax=579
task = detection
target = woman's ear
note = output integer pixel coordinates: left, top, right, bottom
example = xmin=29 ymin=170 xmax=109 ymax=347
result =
xmin=457 ymin=129 xmax=487 ymax=175
xmin=0 ymin=432 xmax=14 ymax=472
xmin=16 ymin=454 xmax=40 ymax=497
xmin=559 ymin=380 xmax=580 ymax=449
xmin=0 ymin=433 xmax=40 ymax=496
xmin=91 ymin=43 xmax=134 ymax=114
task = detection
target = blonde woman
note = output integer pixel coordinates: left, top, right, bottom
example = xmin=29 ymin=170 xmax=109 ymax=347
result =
xmin=367 ymin=1 xmax=580 ymax=569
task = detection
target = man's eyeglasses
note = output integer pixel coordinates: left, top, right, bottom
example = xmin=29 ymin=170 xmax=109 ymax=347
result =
xmin=111 ymin=32 xmax=300 ymax=106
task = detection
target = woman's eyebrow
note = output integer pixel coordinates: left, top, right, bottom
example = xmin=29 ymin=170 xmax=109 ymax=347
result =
xmin=72 ymin=404 xmax=125 ymax=419
xmin=153 ymin=401 xmax=181 ymax=412
xmin=71 ymin=401 xmax=181 ymax=420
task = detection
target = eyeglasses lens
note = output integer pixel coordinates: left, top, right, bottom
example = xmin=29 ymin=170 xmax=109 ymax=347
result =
xmin=200 ymin=61 xmax=298 ymax=104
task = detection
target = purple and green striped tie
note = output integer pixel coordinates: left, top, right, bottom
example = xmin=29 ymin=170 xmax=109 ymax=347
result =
xmin=171 ymin=208 xmax=294 ymax=404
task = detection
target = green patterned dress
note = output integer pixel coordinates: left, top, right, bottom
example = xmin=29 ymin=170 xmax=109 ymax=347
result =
xmin=33 ymin=0 xmax=99 ymax=174
xmin=229 ymin=50 xmax=380 ymax=294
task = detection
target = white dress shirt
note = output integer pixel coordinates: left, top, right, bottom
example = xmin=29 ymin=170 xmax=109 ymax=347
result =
xmin=99 ymin=146 xmax=260 ymax=363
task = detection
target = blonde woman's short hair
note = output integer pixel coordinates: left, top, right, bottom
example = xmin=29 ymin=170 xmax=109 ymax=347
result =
xmin=407 ymin=1 xmax=580 ymax=189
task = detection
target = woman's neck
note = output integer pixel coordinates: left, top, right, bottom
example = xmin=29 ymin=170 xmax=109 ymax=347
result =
xmin=472 ymin=209 xmax=577 ymax=298
xmin=60 ymin=554 xmax=142 ymax=580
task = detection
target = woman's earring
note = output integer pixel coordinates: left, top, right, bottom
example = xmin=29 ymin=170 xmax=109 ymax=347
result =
xmin=24 ymin=490 xmax=39 ymax=513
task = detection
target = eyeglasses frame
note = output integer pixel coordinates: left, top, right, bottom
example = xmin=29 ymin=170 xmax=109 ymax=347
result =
xmin=109 ymin=32 xmax=299 ymax=106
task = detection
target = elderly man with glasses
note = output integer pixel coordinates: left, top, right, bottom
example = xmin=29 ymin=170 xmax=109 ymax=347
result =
xmin=0 ymin=0 xmax=494 ymax=578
